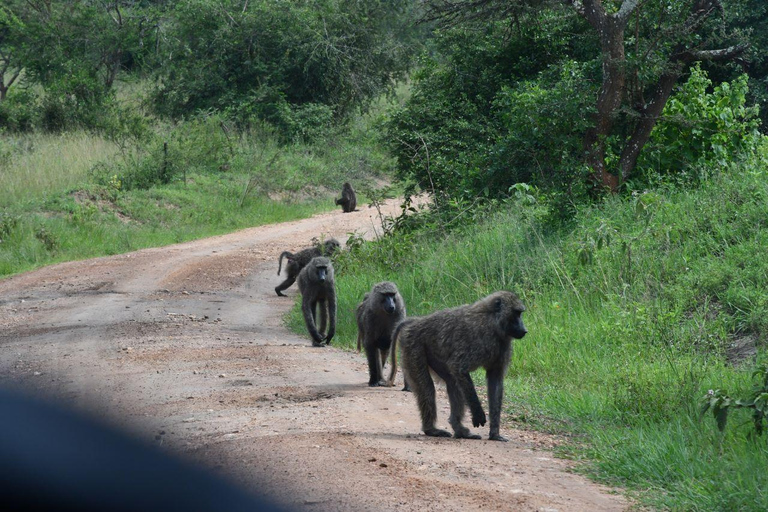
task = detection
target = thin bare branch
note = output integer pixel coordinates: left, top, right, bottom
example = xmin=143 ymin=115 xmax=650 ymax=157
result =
xmin=684 ymin=44 xmax=749 ymax=62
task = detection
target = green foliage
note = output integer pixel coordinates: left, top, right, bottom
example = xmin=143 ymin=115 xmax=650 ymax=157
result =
xmin=0 ymin=88 xmax=37 ymax=132
xmin=702 ymin=365 xmax=768 ymax=438
xmin=395 ymin=2 xmax=762 ymax=202
xmin=0 ymin=211 xmax=20 ymax=242
xmin=314 ymin=157 xmax=768 ymax=509
xmin=154 ymin=0 xmax=417 ymax=139
xmin=386 ymin=18 xmax=601 ymax=204
xmin=0 ymin=88 xmax=399 ymax=276
xmin=493 ymin=61 xmax=596 ymax=199
xmin=638 ymin=65 xmax=763 ymax=182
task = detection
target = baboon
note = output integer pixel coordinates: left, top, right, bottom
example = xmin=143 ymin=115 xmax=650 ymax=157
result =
xmin=356 ymin=282 xmax=406 ymax=387
xmin=394 ymin=291 xmax=527 ymax=441
xmin=275 ymin=238 xmax=340 ymax=297
xmin=297 ymin=257 xmax=337 ymax=347
xmin=335 ymin=182 xmax=357 ymax=213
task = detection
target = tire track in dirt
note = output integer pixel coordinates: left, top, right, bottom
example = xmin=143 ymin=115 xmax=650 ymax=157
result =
xmin=0 ymin=200 xmax=629 ymax=511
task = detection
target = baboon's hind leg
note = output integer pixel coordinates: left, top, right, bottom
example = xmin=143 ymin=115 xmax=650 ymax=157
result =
xmin=275 ymin=276 xmax=296 ymax=296
xmin=442 ymin=372 xmax=480 ymax=439
xmin=406 ymin=355 xmax=450 ymax=437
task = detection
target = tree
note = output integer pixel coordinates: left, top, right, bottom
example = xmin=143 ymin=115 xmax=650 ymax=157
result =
xmin=0 ymin=3 xmax=25 ymax=101
xmin=153 ymin=0 xmax=419 ymax=137
xmin=421 ymin=0 xmax=751 ymax=193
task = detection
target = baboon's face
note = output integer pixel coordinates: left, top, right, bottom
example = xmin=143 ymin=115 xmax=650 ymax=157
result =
xmin=315 ymin=265 xmax=328 ymax=282
xmin=380 ymin=292 xmax=398 ymax=314
xmin=324 ymin=240 xmax=340 ymax=253
xmin=495 ymin=294 xmax=527 ymax=339
xmin=506 ymin=310 xmax=527 ymax=339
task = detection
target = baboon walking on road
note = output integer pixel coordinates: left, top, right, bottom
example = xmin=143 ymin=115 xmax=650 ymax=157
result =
xmin=335 ymin=182 xmax=357 ymax=213
xmin=394 ymin=291 xmax=527 ymax=441
xmin=297 ymin=257 xmax=337 ymax=347
xmin=356 ymin=282 xmax=406 ymax=387
xmin=275 ymin=238 xmax=340 ymax=296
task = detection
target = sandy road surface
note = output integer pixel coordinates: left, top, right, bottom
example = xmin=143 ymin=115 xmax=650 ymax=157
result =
xmin=0 ymin=201 xmax=628 ymax=511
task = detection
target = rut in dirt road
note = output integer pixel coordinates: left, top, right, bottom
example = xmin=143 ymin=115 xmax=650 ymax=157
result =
xmin=0 ymin=200 xmax=629 ymax=511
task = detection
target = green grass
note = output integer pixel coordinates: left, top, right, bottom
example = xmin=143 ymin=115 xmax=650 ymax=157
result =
xmin=288 ymin=157 xmax=768 ymax=510
xmin=0 ymin=102 xmax=398 ymax=277
xmin=0 ymin=176 xmax=331 ymax=276
xmin=0 ymin=131 xmax=119 ymax=207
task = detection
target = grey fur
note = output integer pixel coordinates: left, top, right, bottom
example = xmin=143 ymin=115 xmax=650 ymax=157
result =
xmin=355 ymin=282 xmax=406 ymax=387
xmin=275 ymin=238 xmax=340 ymax=296
xmin=335 ymin=182 xmax=357 ymax=213
xmin=395 ymin=291 xmax=527 ymax=441
xmin=297 ymin=257 xmax=337 ymax=347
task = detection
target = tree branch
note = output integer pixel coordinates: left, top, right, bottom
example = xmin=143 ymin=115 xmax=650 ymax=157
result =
xmin=7 ymin=69 xmax=20 ymax=88
xmin=616 ymin=0 xmax=640 ymax=21
xmin=579 ymin=0 xmax=607 ymax=29
xmin=685 ymin=44 xmax=748 ymax=62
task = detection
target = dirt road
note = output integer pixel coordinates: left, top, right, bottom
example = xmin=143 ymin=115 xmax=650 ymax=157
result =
xmin=0 ymin=201 xmax=628 ymax=511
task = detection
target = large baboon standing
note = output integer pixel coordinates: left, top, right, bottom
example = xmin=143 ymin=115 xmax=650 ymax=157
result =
xmin=275 ymin=238 xmax=340 ymax=296
xmin=356 ymin=282 xmax=406 ymax=387
xmin=395 ymin=291 xmax=527 ymax=441
xmin=297 ymin=257 xmax=337 ymax=347
xmin=335 ymin=182 xmax=357 ymax=213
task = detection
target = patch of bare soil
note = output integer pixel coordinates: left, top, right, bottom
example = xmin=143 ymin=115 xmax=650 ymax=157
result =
xmin=0 ymin=199 xmax=629 ymax=511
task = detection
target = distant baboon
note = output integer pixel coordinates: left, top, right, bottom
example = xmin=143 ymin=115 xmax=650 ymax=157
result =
xmin=335 ymin=182 xmax=357 ymax=213
xmin=297 ymin=257 xmax=337 ymax=347
xmin=394 ymin=291 xmax=527 ymax=441
xmin=275 ymin=238 xmax=340 ymax=297
xmin=356 ymin=282 xmax=406 ymax=387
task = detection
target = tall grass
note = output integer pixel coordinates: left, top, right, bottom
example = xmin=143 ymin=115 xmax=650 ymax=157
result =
xmin=0 ymin=132 xmax=119 ymax=206
xmin=292 ymin=159 xmax=768 ymax=510
xmin=0 ymin=97 xmax=400 ymax=277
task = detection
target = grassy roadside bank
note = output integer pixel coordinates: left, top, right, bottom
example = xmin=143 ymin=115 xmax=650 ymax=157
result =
xmin=289 ymin=158 xmax=768 ymax=510
xmin=0 ymin=109 xmax=396 ymax=277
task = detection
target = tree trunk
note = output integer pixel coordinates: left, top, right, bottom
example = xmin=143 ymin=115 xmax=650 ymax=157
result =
xmin=583 ymin=13 xmax=628 ymax=193
xmin=618 ymin=68 xmax=682 ymax=180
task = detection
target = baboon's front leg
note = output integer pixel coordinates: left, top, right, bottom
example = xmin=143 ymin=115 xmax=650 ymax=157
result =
xmin=457 ymin=371 xmax=486 ymax=428
xmin=486 ymin=367 xmax=507 ymax=441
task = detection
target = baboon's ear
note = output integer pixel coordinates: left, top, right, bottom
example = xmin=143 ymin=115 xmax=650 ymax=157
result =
xmin=494 ymin=297 xmax=503 ymax=312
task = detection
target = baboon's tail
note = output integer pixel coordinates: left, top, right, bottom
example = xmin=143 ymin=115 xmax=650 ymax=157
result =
xmin=277 ymin=251 xmax=293 ymax=275
xmin=386 ymin=318 xmax=411 ymax=387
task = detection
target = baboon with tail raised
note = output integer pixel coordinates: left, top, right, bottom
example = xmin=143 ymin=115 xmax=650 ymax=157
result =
xmin=297 ymin=257 xmax=337 ymax=347
xmin=275 ymin=238 xmax=340 ymax=296
xmin=394 ymin=291 xmax=527 ymax=441
xmin=356 ymin=282 xmax=406 ymax=387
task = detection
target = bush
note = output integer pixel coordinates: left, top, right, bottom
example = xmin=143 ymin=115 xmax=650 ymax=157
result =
xmin=636 ymin=65 xmax=762 ymax=183
xmin=0 ymin=89 xmax=39 ymax=132
xmin=386 ymin=20 xmax=599 ymax=205
xmin=154 ymin=0 xmax=417 ymax=140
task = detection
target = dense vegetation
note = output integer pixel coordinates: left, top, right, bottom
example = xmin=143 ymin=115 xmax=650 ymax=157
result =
xmin=308 ymin=151 xmax=768 ymax=510
xmin=3 ymin=1 xmax=768 ymax=510
xmin=0 ymin=0 xmax=416 ymax=274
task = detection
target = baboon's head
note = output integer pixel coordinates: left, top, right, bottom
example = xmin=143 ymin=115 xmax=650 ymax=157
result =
xmin=490 ymin=291 xmax=527 ymax=339
xmin=309 ymin=257 xmax=333 ymax=283
xmin=323 ymin=238 xmax=341 ymax=255
xmin=372 ymin=282 xmax=401 ymax=314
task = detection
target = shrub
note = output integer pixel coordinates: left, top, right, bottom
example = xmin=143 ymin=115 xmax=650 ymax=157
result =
xmin=637 ymin=65 xmax=763 ymax=183
xmin=0 ymin=89 xmax=39 ymax=132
